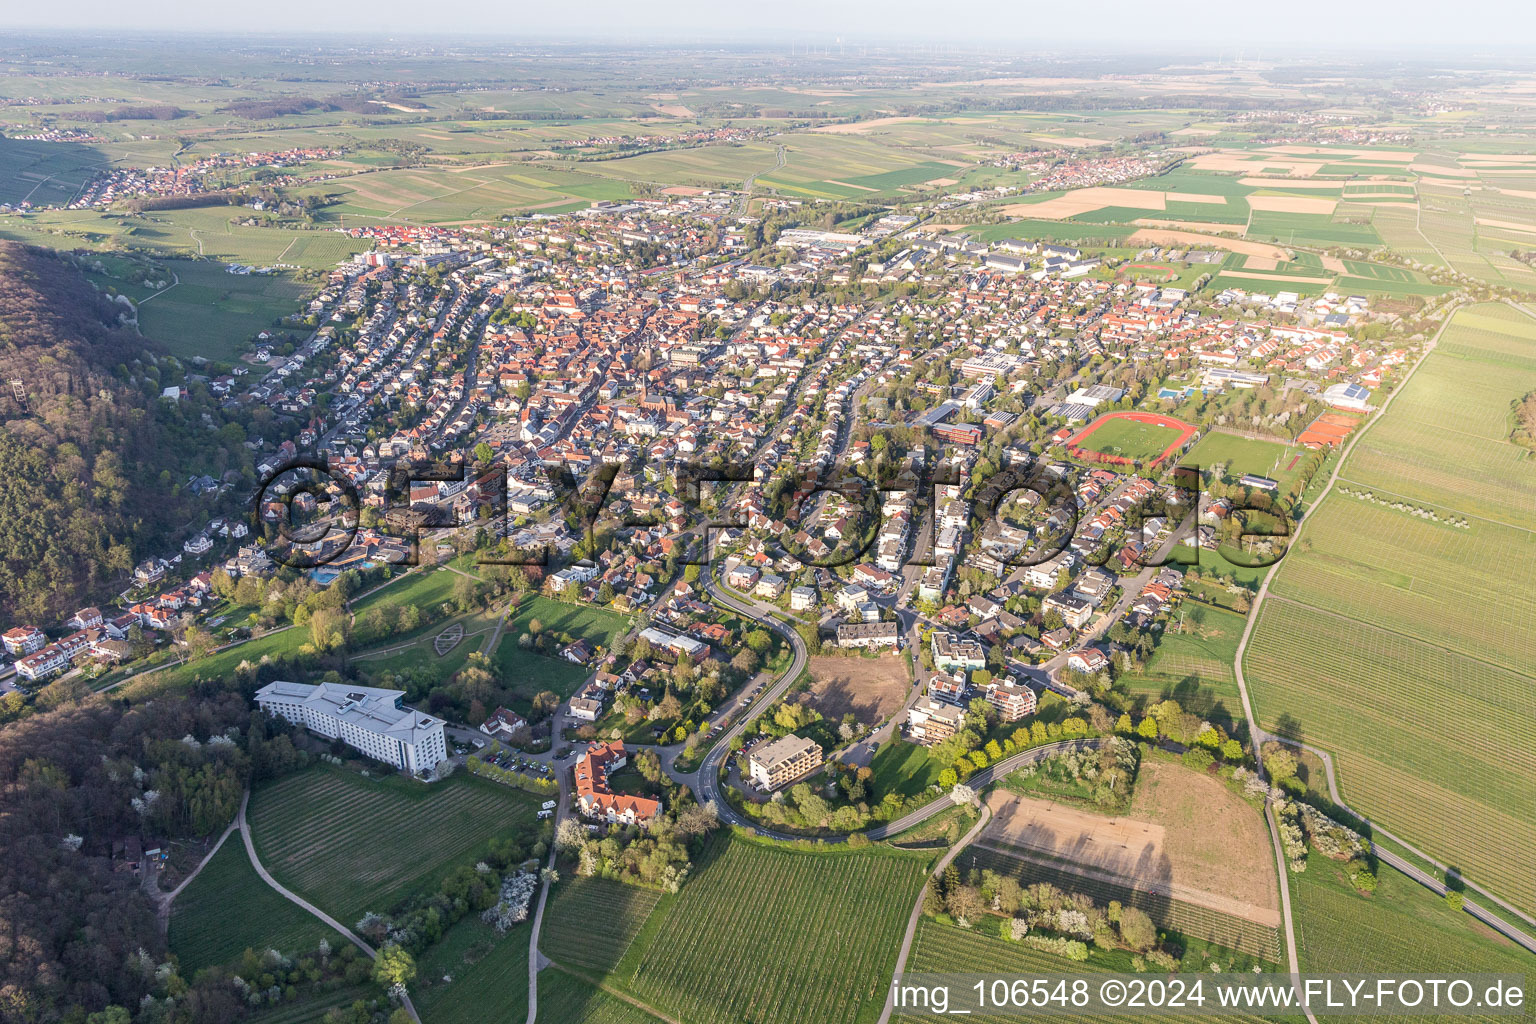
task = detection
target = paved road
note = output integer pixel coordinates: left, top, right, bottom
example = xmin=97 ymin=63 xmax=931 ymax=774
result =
xmin=1226 ymin=301 xmax=1536 ymax=972
xmin=525 ymin=767 xmax=571 ymax=1024
xmin=237 ymin=790 xmax=424 ymax=1024
xmin=695 ymin=570 xmax=810 ymax=834
xmin=877 ymin=805 xmax=994 ymax=1024
xmin=1224 ymin=305 xmax=1452 ymax=1012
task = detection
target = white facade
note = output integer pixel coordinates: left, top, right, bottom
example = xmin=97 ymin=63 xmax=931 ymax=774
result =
xmin=255 ymin=680 xmax=448 ymax=774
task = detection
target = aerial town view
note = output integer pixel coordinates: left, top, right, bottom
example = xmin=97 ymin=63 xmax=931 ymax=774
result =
xmin=1 ymin=6 xmax=1534 ymax=1024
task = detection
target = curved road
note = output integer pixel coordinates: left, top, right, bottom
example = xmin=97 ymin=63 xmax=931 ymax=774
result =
xmin=1229 ymin=300 xmax=1536 ymax=961
xmin=237 ymin=791 xmax=424 ymax=1024
xmin=877 ymin=805 xmax=994 ymax=1024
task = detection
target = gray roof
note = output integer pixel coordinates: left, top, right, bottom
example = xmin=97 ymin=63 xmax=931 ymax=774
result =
xmin=255 ymin=680 xmax=442 ymax=746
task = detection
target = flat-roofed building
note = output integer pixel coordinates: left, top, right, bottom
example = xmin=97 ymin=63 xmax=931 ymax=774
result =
xmin=749 ymin=733 xmax=824 ymax=790
xmin=255 ymin=680 xmax=447 ymax=774
xmin=907 ymin=698 xmax=966 ymax=745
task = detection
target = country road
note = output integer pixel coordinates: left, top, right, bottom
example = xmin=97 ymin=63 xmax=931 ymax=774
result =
xmin=237 ymin=790 xmax=424 ymax=1024
xmin=1227 ymin=300 xmax=1536 ymax=964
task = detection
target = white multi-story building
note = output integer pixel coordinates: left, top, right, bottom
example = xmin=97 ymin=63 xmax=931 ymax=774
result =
xmin=255 ymin=680 xmax=448 ymax=774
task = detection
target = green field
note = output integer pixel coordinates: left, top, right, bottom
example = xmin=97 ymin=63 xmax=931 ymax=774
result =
xmin=492 ymin=595 xmax=633 ymax=707
xmin=248 ymin=764 xmax=540 ymax=923
xmin=1074 ymin=416 xmax=1186 ymax=463
xmin=541 ymin=876 xmax=663 ymax=976
xmin=413 ymin=915 xmax=531 ymax=1024
xmin=136 ymin=260 xmax=312 ymax=361
xmin=869 ymin=739 xmax=946 ymax=800
xmin=169 ymin=835 xmax=341 ymax=973
xmin=1116 ymin=603 xmax=1246 ymax=714
xmin=895 ymin=918 xmax=1282 ymax=1024
xmin=246 ymin=986 xmax=383 ymax=1024
xmin=1177 ymin=431 xmax=1304 ymax=492
xmin=1246 ymin=302 xmax=1536 ymax=917
xmin=597 ymin=836 xmax=928 ymax=1024
xmin=1294 ymin=858 xmax=1534 ymax=1024
xmin=535 ymin=969 xmax=670 ymax=1024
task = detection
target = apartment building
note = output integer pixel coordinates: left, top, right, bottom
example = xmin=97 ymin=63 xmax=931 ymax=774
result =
xmin=255 ymin=680 xmax=448 ymax=774
xmin=748 ymin=733 xmax=824 ymax=790
xmin=907 ymin=698 xmax=966 ymax=745
xmin=983 ymin=678 xmax=1038 ymax=722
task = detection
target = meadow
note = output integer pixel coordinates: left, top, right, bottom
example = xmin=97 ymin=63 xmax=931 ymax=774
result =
xmin=136 ymin=260 xmax=313 ymax=361
xmin=1293 ymin=857 xmax=1534 ymax=1024
xmin=169 ymin=836 xmax=340 ymax=972
xmin=1245 ymin=302 xmax=1536 ymax=917
xmin=1115 ymin=602 xmax=1245 ymax=715
xmin=605 ymin=835 xmax=929 ymax=1024
xmin=492 ymin=595 xmax=633 ymax=706
xmin=413 ymin=915 xmax=530 ymax=1024
xmin=248 ymin=764 xmax=540 ymax=923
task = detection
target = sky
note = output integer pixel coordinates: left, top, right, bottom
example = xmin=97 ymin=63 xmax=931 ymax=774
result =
xmin=9 ymin=0 xmax=1536 ymax=51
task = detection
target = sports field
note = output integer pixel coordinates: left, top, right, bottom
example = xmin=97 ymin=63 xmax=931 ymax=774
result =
xmin=1069 ymin=412 xmax=1196 ymax=467
xmin=248 ymin=764 xmax=540 ymax=923
xmin=603 ymin=836 xmax=928 ymax=1024
xmin=169 ymin=836 xmax=341 ymax=972
xmin=1176 ymin=431 xmax=1305 ymax=494
xmin=1245 ymin=302 xmax=1536 ymax=916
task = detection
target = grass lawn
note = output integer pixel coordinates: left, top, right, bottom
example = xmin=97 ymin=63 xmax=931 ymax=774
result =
xmin=601 ymin=834 xmax=927 ymax=1024
xmin=413 ymin=915 xmax=530 ymax=1024
xmin=248 ymin=763 xmax=540 ymax=924
xmin=1074 ymin=416 xmax=1187 ymax=463
xmin=169 ymin=835 xmax=341 ymax=973
xmin=350 ymin=567 xmax=464 ymax=643
xmin=869 ymin=739 xmax=946 ymax=801
xmin=492 ymin=595 xmax=633 ymax=708
xmin=120 ymin=624 xmax=309 ymax=697
xmin=136 ymin=259 xmax=312 ymax=362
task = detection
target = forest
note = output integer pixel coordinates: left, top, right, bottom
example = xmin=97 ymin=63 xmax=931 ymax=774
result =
xmin=0 ymin=243 xmax=240 ymax=622
xmin=0 ymin=686 xmax=312 ymax=1024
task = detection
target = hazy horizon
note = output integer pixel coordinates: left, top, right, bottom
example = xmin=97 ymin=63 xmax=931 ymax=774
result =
xmin=9 ymin=0 xmax=1536 ymax=52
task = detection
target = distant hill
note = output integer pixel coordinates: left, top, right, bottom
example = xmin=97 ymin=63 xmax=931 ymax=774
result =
xmin=0 ymin=242 xmax=198 ymax=622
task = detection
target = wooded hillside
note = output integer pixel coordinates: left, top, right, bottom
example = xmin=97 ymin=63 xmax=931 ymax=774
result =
xmin=0 ymin=243 xmax=198 ymax=622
